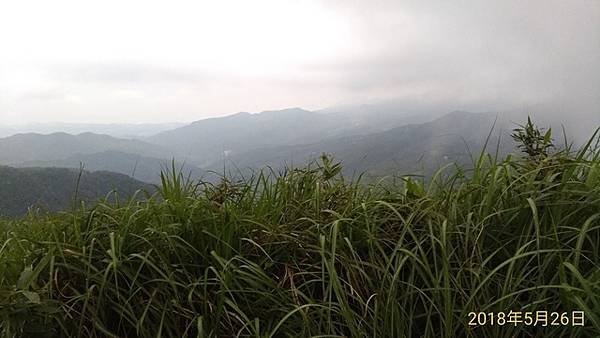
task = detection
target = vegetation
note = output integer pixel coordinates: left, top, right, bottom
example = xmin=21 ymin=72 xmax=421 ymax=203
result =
xmin=0 ymin=166 xmax=149 ymax=217
xmin=1 ymin=120 xmax=599 ymax=337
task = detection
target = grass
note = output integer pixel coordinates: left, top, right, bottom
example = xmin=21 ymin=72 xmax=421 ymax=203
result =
xmin=1 ymin=122 xmax=600 ymax=337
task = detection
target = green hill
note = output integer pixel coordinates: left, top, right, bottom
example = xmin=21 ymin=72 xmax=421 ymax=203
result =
xmin=0 ymin=166 xmax=150 ymax=217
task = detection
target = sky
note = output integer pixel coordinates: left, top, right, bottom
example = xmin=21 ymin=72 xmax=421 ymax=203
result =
xmin=0 ymin=0 xmax=598 ymax=124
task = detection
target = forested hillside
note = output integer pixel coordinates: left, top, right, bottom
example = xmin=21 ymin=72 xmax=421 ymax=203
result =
xmin=0 ymin=166 xmax=149 ymax=217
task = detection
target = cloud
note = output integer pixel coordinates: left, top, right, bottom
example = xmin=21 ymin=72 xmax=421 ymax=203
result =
xmin=46 ymin=62 xmax=213 ymax=85
xmin=0 ymin=0 xmax=598 ymax=123
xmin=305 ymin=0 xmax=600 ymax=113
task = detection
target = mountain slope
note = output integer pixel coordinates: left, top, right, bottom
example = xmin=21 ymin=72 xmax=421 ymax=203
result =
xmin=18 ymin=150 xmax=207 ymax=183
xmin=0 ymin=132 xmax=177 ymax=165
xmin=210 ymin=111 xmax=515 ymax=177
xmin=147 ymin=107 xmax=435 ymax=166
xmin=148 ymin=108 xmax=331 ymax=166
xmin=0 ymin=166 xmax=150 ymax=217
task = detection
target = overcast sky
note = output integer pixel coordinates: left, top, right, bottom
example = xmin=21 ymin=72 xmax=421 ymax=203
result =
xmin=0 ymin=0 xmax=598 ymax=124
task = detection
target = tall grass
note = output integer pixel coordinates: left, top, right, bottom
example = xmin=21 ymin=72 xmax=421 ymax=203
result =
xmin=1 ymin=124 xmax=600 ymax=337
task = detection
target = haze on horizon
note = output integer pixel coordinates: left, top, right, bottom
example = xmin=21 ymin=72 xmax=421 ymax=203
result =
xmin=0 ymin=0 xmax=598 ymax=125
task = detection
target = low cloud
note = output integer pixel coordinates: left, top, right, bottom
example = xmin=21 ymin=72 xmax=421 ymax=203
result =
xmin=46 ymin=62 xmax=213 ymax=85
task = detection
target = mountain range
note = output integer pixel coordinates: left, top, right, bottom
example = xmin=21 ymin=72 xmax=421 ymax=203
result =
xmin=1 ymin=106 xmax=454 ymax=184
xmin=0 ymin=132 xmax=174 ymax=164
xmin=214 ymin=111 xmax=514 ymax=178
xmin=0 ymin=108 xmax=533 ymax=184
xmin=0 ymin=122 xmax=185 ymax=138
xmin=3 ymin=104 xmax=592 ymax=216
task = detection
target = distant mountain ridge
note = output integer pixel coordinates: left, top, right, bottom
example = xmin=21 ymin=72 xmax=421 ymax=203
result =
xmin=148 ymin=107 xmax=440 ymax=166
xmin=210 ymin=111 xmax=515 ymax=177
xmin=0 ymin=122 xmax=185 ymax=138
xmin=0 ymin=132 xmax=177 ymax=165
xmin=4 ymin=105 xmax=593 ymax=219
xmin=148 ymin=108 xmax=335 ymax=166
xmin=1 ymin=107 xmax=553 ymax=187
xmin=17 ymin=150 xmax=207 ymax=184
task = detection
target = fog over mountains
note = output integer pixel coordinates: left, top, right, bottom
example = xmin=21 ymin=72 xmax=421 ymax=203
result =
xmin=2 ymin=104 xmax=598 ymax=183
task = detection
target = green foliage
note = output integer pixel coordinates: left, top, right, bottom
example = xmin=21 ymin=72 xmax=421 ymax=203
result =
xmin=1 ymin=124 xmax=600 ymax=337
xmin=511 ymin=116 xmax=554 ymax=160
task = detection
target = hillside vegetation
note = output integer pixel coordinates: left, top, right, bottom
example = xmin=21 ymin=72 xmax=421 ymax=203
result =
xmin=0 ymin=166 xmax=149 ymax=217
xmin=1 ymin=120 xmax=600 ymax=337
